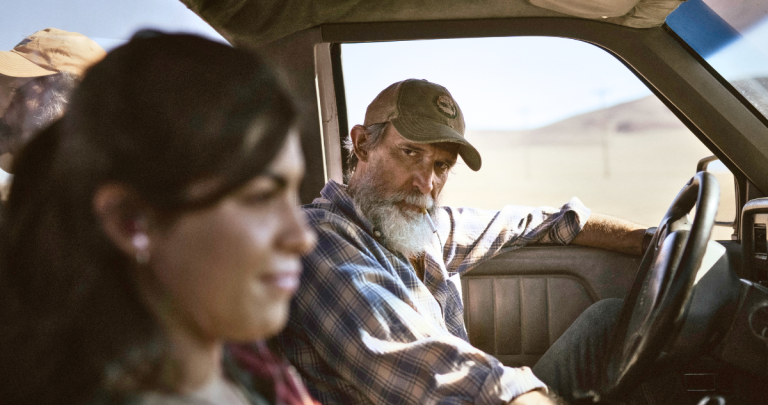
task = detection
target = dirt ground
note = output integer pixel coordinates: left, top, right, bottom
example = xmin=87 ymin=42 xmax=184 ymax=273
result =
xmin=440 ymin=128 xmax=736 ymax=241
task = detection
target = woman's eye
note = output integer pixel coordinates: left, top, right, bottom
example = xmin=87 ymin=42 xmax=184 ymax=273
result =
xmin=241 ymin=189 xmax=278 ymax=205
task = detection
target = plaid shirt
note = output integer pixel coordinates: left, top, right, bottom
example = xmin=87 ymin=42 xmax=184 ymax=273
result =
xmin=278 ymin=180 xmax=591 ymax=404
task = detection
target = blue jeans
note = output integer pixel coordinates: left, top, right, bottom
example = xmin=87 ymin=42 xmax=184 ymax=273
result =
xmin=532 ymin=298 xmax=623 ymax=401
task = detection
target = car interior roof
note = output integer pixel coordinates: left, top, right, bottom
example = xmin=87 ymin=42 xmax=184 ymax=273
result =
xmin=180 ymin=0 xmax=685 ymax=47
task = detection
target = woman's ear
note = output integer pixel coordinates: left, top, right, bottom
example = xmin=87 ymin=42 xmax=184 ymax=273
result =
xmin=350 ymin=125 xmax=370 ymax=163
xmin=92 ymin=184 xmax=151 ymax=262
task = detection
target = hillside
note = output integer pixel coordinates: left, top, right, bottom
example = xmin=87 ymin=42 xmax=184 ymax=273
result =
xmin=467 ymin=94 xmax=689 ymax=146
xmin=532 ymin=95 xmax=686 ymax=135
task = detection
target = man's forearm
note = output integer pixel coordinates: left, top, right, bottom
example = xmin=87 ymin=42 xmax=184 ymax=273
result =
xmin=571 ymin=213 xmax=646 ymax=255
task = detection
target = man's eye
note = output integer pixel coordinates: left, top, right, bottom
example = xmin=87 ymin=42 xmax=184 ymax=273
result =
xmin=402 ymin=148 xmax=417 ymax=156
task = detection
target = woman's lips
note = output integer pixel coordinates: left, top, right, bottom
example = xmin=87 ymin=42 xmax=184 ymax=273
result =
xmin=260 ymin=268 xmax=301 ymax=293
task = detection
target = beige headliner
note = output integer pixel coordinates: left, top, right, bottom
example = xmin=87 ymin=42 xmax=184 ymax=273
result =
xmin=180 ymin=0 xmax=686 ymax=46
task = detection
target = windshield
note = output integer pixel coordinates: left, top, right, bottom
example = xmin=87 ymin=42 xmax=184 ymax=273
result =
xmin=667 ymin=0 xmax=768 ymax=120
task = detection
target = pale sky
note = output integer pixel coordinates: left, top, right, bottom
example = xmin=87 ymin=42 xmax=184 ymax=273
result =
xmin=340 ymin=10 xmax=768 ymax=131
xmin=341 ymin=37 xmax=653 ymax=131
xmin=0 ymin=0 xmax=226 ymax=51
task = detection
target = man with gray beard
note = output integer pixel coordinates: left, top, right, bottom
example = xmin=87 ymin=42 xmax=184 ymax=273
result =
xmin=279 ymin=79 xmax=647 ymax=405
xmin=0 ymin=28 xmax=105 ymax=198
xmin=348 ymin=164 xmax=438 ymax=260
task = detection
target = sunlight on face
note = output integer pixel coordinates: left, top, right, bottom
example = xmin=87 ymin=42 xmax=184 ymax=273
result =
xmin=146 ymin=132 xmax=316 ymax=342
xmin=0 ymin=75 xmax=33 ymax=117
xmin=348 ymin=125 xmax=458 ymax=256
xmin=356 ymin=125 xmax=458 ymax=209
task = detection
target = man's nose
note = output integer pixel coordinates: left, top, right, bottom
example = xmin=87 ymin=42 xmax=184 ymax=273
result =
xmin=412 ymin=164 xmax=435 ymax=195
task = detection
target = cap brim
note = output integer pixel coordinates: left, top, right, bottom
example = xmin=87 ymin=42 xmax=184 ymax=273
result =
xmin=391 ymin=117 xmax=482 ymax=171
xmin=0 ymin=51 xmax=57 ymax=77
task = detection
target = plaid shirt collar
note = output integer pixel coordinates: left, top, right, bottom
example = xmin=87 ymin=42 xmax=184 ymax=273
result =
xmin=317 ymin=180 xmax=376 ymax=237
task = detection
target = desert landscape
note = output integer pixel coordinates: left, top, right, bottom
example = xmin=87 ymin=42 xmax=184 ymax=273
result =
xmin=440 ymin=95 xmax=737 ymax=241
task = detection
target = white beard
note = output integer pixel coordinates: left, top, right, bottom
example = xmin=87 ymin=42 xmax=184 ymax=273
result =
xmin=348 ymin=172 xmax=438 ymax=258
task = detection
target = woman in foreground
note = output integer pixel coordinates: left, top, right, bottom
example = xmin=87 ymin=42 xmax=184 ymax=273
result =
xmin=0 ymin=32 xmax=317 ymax=405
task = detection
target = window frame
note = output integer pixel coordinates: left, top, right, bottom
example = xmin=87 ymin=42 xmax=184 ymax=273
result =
xmin=313 ymin=17 xmax=768 ymax=245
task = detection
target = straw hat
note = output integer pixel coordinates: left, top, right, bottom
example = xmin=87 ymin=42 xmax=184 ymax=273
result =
xmin=0 ymin=28 xmax=106 ymax=78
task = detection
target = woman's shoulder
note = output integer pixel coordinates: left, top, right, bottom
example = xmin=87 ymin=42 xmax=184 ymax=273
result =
xmin=85 ymin=388 xmax=272 ymax=405
xmin=83 ymin=373 xmax=273 ymax=405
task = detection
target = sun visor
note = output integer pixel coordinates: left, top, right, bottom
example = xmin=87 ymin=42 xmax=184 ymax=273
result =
xmin=529 ymin=0 xmax=639 ymax=19
xmin=181 ymin=0 xmax=689 ymax=47
xmin=528 ymin=0 xmax=687 ymax=28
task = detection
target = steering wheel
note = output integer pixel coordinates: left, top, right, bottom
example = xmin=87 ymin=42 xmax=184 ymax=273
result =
xmin=601 ymin=171 xmax=719 ymax=400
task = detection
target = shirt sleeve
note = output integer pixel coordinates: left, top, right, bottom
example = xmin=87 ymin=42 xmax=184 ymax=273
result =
xmin=441 ymin=197 xmax=591 ymax=275
xmin=282 ymin=212 xmax=546 ymax=405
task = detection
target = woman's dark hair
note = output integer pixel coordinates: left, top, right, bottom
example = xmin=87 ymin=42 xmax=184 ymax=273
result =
xmin=0 ymin=32 xmax=296 ymax=404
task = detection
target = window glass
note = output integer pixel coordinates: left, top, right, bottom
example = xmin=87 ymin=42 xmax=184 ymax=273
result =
xmin=667 ymin=0 xmax=768 ymax=121
xmin=0 ymin=0 xmax=226 ymax=52
xmin=342 ymin=37 xmax=732 ymax=240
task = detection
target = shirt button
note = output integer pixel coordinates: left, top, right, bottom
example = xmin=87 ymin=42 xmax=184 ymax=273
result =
xmin=374 ymin=231 xmax=382 ymax=237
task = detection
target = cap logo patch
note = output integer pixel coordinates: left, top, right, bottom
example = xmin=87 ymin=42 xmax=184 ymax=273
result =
xmin=436 ymin=95 xmax=458 ymax=119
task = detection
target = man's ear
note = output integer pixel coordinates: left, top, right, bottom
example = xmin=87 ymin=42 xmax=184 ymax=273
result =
xmin=350 ymin=125 xmax=370 ymax=163
xmin=92 ymin=183 xmax=151 ymax=260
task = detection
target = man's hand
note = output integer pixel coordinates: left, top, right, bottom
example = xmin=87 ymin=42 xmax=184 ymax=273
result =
xmin=571 ymin=213 xmax=646 ymax=255
xmin=509 ymin=389 xmax=564 ymax=405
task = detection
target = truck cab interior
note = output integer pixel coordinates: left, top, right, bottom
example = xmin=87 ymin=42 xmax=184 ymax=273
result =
xmin=6 ymin=0 xmax=768 ymax=403
xmin=185 ymin=0 xmax=768 ymax=403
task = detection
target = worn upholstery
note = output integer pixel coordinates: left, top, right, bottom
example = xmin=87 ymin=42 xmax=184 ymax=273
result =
xmin=460 ymin=245 xmax=640 ymax=367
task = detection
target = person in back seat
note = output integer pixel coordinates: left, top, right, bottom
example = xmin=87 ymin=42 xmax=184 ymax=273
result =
xmin=278 ymin=79 xmax=651 ymax=404
xmin=0 ymin=28 xmax=105 ymax=199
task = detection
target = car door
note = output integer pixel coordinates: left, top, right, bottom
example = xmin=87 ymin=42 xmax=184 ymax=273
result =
xmin=461 ymin=245 xmax=640 ymax=367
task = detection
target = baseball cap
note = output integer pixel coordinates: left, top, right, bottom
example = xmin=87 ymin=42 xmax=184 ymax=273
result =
xmin=0 ymin=28 xmax=106 ymax=78
xmin=364 ymin=79 xmax=482 ymax=171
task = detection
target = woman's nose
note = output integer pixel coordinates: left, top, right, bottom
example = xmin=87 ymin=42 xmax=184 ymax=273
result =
xmin=279 ymin=205 xmax=316 ymax=255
